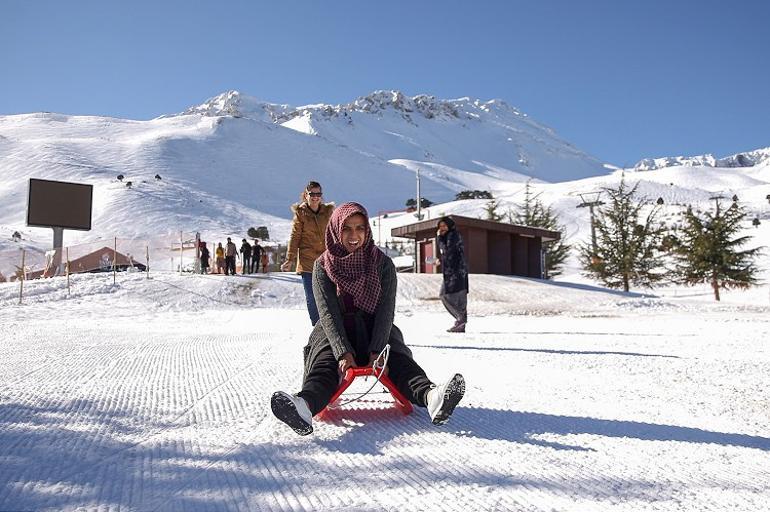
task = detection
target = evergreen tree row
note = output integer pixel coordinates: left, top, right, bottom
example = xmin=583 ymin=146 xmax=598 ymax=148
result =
xmin=579 ymin=175 xmax=762 ymax=300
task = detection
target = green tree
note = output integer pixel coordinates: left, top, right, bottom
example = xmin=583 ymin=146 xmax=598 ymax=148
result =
xmin=510 ymin=182 xmax=571 ymax=279
xmin=405 ymin=198 xmax=434 ymax=209
xmin=578 ymin=176 xmax=668 ymax=292
xmin=455 ymin=190 xmax=493 ymax=200
xmin=248 ymin=226 xmax=270 ymax=241
xmin=483 ymin=200 xmax=504 ymax=222
xmin=671 ymin=199 xmax=761 ymax=301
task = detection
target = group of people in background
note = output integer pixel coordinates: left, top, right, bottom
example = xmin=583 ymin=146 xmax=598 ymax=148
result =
xmin=239 ymin=238 xmax=267 ymax=274
xmin=198 ymin=238 xmax=269 ymax=275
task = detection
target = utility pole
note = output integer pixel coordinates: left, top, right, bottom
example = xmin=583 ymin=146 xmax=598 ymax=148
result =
xmin=416 ymin=167 xmax=423 ymax=221
xmin=414 ymin=168 xmax=424 ymax=274
xmin=576 ymin=191 xmax=604 ymax=256
xmin=709 ymin=194 xmax=726 ymax=216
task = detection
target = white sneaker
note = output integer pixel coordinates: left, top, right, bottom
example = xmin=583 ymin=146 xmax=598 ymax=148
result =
xmin=427 ymin=374 xmax=465 ymax=425
xmin=271 ymin=391 xmax=313 ymax=436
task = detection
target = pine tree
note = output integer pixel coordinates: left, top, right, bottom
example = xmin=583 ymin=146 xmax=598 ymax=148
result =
xmin=510 ymin=182 xmax=571 ymax=279
xmin=250 ymin=226 xmax=270 ymax=240
xmin=483 ymin=200 xmax=504 ymax=222
xmin=579 ymin=176 xmax=668 ymax=291
xmin=455 ymin=190 xmax=493 ymax=200
xmin=405 ymin=198 xmax=433 ymax=209
xmin=672 ymin=199 xmax=761 ymax=301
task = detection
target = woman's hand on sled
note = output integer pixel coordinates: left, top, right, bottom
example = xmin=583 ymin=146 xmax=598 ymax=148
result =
xmin=369 ymin=352 xmax=389 ymax=376
xmin=338 ymin=352 xmax=356 ymax=374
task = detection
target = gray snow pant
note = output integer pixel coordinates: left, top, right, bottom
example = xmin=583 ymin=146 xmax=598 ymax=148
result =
xmin=440 ymin=287 xmax=467 ymax=324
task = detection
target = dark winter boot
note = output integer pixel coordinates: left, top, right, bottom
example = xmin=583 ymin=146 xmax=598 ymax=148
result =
xmin=271 ymin=391 xmax=313 ymax=436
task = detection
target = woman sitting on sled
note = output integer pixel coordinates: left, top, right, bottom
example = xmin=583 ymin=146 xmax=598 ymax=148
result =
xmin=271 ymin=202 xmax=466 ymax=436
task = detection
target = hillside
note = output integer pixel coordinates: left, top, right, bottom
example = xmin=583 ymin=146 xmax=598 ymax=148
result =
xmin=1 ymin=91 xmax=769 ymax=284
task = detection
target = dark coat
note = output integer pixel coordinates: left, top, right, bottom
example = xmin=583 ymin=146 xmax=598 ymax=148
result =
xmin=240 ymin=242 xmax=252 ymax=258
xmin=303 ymin=255 xmax=413 ymax=380
xmin=438 ymin=228 xmax=468 ymax=294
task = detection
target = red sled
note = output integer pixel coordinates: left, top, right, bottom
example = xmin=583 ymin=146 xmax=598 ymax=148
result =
xmin=319 ymin=366 xmax=413 ymax=418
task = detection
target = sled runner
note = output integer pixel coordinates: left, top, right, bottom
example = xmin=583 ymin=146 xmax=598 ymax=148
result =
xmin=319 ymin=366 xmax=413 ymax=417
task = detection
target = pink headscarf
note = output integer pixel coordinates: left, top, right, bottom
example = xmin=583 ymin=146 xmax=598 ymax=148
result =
xmin=320 ymin=202 xmax=383 ymax=314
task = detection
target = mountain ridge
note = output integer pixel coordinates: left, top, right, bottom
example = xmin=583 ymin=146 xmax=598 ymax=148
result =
xmin=2 ymin=90 xmax=769 ymax=268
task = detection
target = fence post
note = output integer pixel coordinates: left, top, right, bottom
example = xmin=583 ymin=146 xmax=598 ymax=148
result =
xmin=66 ymin=246 xmax=70 ymax=296
xmin=146 ymin=245 xmax=150 ymax=279
xmin=113 ymin=237 xmax=117 ymax=285
xmin=18 ymin=249 xmax=25 ymax=305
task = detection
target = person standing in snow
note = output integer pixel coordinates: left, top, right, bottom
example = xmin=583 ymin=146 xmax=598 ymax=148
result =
xmin=199 ymin=241 xmax=210 ymax=274
xmin=280 ymin=181 xmax=334 ymax=325
xmin=240 ymin=239 xmax=252 ymax=275
xmin=270 ymin=202 xmax=465 ymax=436
xmin=215 ymin=242 xmax=225 ymax=274
xmin=251 ymin=240 xmax=263 ymax=273
xmin=225 ymin=237 xmax=239 ymax=275
xmin=436 ymin=216 xmax=468 ymax=333
xmin=261 ymin=248 xmax=269 ymax=273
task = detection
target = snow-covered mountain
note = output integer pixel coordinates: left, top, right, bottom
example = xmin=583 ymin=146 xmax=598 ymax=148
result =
xmin=633 ymin=147 xmax=770 ymax=171
xmin=179 ymin=90 xmax=608 ymax=184
xmin=0 ymin=89 xmax=607 ymax=250
xmin=172 ymin=90 xmax=295 ymax=124
xmin=1 ymin=89 xmax=769 ymax=281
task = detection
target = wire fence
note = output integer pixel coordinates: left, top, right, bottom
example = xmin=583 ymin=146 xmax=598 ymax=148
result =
xmin=0 ymin=232 xmax=286 ymax=304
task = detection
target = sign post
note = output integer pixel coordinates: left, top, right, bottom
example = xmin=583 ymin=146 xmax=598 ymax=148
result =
xmin=27 ymin=178 xmax=93 ymax=276
xmin=18 ymin=249 xmax=25 ymax=305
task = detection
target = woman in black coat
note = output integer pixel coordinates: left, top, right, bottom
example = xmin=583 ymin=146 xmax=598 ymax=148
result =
xmin=271 ymin=202 xmax=465 ymax=436
xmin=437 ymin=216 xmax=468 ymax=333
xmin=199 ymin=242 xmax=210 ymax=274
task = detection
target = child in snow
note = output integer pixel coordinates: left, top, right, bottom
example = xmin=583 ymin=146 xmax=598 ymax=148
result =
xmin=271 ymin=202 xmax=465 ymax=436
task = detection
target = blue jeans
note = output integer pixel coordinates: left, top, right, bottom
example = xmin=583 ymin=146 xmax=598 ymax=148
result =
xmin=301 ymin=272 xmax=320 ymax=326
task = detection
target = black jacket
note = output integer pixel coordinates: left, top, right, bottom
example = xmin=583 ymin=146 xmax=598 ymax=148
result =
xmin=252 ymin=243 xmax=262 ymax=262
xmin=438 ymin=228 xmax=468 ymax=294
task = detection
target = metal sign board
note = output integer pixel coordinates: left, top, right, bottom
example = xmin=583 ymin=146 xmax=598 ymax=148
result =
xmin=27 ymin=178 xmax=93 ymax=231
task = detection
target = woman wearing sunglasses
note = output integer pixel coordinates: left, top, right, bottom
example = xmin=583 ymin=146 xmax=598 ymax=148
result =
xmin=281 ymin=181 xmax=335 ymax=325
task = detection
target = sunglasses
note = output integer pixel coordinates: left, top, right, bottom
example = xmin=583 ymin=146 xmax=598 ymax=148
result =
xmin=308 ymin=192 xmax=323 ymax=197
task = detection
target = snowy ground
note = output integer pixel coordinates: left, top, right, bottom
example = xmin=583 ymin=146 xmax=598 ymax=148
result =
xmin=1 ymin=271 xmax=769 ymax=511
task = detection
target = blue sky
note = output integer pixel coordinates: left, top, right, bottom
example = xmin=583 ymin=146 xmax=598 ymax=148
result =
xmin=1 ymin=0 xmax=768 ymax=166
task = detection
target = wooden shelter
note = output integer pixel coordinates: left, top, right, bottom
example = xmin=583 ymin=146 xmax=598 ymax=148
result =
xmin=391 ymin=215 xmax=560 ymax=278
